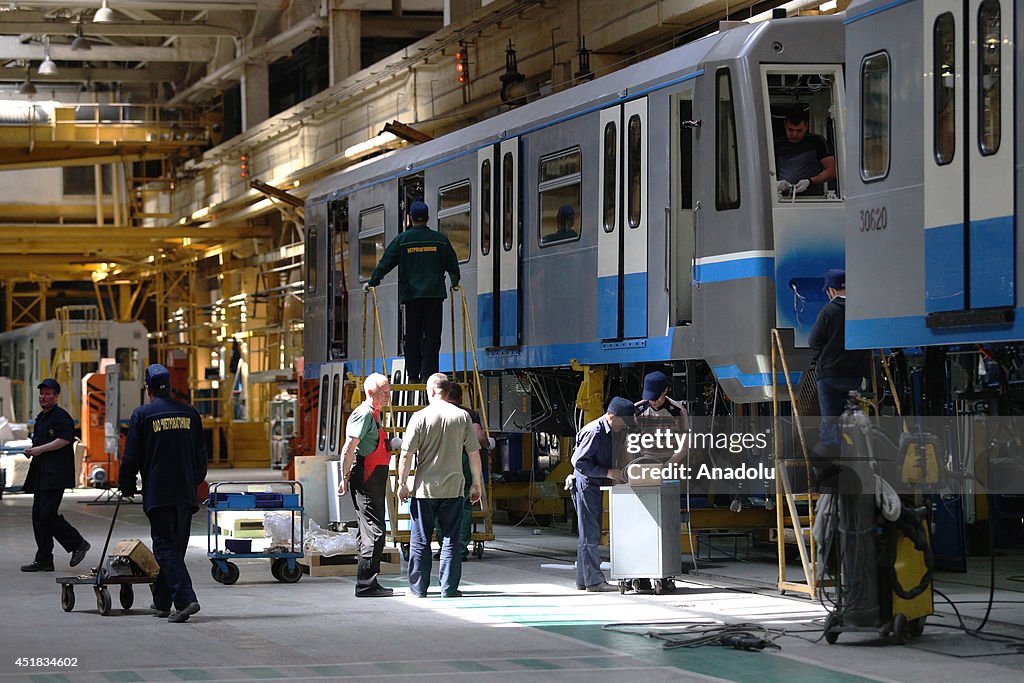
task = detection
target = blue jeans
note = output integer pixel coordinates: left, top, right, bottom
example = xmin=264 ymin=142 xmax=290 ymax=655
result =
xmin=572 ymin=482 xmax=605 ymax=587
xmin=817 ymin=376 xmax=862 ymax=448
xmin=408 ymin=497 xmax=464 ymax=597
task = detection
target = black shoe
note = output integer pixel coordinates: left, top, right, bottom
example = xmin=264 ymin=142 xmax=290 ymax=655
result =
xmin=20 ymin=561 xmax=54 ymax=572
xmin=356 ymin=587 xmax=396 ymax=598
xmin=433 ymin=551 xmax=441 ymax=560
xmin=575 ymin=584 xmax=586 ymax=591
xmin=168 ymin=601 xmax=200 ymax=623
xmin=585 ymin=582 xmax=617 ymax=592
xmin=69 ymin=540 xmax=91 ymax=568
xmin=149 ymin=603 xmax=171 ymax=618
xmin=442 ymin=590 xmax=463 ymax=598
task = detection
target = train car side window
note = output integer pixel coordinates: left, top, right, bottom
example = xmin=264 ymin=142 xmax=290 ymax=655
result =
xmin=603 ymin=122 xmax=616 ymax=232
xmin=502 ymin=152 xmax=514 ymax=251
xmin=860 ymin=52 xmax=890 ymax=181
xmin=977 ymin=0 xmax=1001 ymax=156
xmin=357 ymin=206 xmax=386 ymax=281
xmin=480 ymin=160 xmax=491 ymax=256
xmin=933 ymin=13 xmax=956 ymax=165
xmin=715 ymin=68 xmax=741 ymax=211
xmin=305 ymin=225 xmax=318 ymax=293
xmin=538 ymin=147 xmax=582 ymax=246
xmin=627 ymin=116 xmax=643 ymax=227
xmin=438 ymin=180 xmax=472 ymax=262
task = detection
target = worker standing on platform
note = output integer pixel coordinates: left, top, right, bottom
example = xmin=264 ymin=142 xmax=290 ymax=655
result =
xmin=571 ymin=397 xmax=632 ymax=592
xmin=21 ymin=378 xmax=91 ymax=573
xmin=397 ymin=373 xmax=483 ymax=598
xmin=119 ymin=364 xmax=207 ymax=623
xmin=338 ymin=372 xmax=396 ymax=597
xmin=367 ymin=200 xmax=461 ymax=383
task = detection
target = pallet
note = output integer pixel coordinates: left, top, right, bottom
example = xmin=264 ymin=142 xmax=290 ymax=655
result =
xmin=297 ymin=548 xmax=402 ymax=577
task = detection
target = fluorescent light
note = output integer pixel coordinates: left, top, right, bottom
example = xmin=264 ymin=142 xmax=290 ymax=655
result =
xmin=819 ymin=1 xmax=838 ymax=11
xmin=344 ymin=131 xmax=398 ymax=159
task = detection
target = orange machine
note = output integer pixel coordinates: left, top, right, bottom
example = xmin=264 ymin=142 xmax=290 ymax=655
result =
xmin=80 ymin=372 xmax=121 ymax=487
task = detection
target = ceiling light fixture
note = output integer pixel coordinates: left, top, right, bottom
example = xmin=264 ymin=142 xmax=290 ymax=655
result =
xmin=71 ymin=23 xmax=91 ymax=52
xmin=18 ymin=79 xmax=37 ymax=96
xmin=94 ymin=0 xmax=115 ymax=23
xmin=38 ymin=36 xmax=58 ymax=76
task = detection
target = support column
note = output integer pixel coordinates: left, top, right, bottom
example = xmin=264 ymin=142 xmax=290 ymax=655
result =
xmin=445 ymin=0 xmax=481 ymax=26
xmin=329 ymin=4 xmax=361 ymax=86
xmin=241 ymin=60 xmax=270 ymax=131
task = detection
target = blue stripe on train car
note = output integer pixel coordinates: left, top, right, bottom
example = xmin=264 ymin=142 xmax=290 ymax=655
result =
xmin=696 ymin=256 xmax=774 ymax=284
xmin=622 ymin=271 xmax=648 ymax=339
xmin=498 ymin=289 xmax=518 ymax=347
xmin=969 ymin=215 xmax=1015 ymax=309
xmin=597 ymin=274 xmax=619 ymax=339
xmin=477 ymin=292 xmax=494 ymax=346
xmin=846 ymin=310 xmax=1024 ymax=350
xmin=925 ymin=223 xmax=966 ymax=313
xmin=713 ymin=364 xmax=802 ymax=389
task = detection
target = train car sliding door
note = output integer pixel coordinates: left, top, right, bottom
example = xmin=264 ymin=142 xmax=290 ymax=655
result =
xmin=597 ymin=98 xmax=649 ymax=340
xmin=924 ymin=0 xmax=1015 ymax=314
xmin=477 ymin=140 xmax=522 ymax=348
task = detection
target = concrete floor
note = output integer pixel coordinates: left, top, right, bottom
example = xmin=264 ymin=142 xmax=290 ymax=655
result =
xmin=3 ymin=485 xmax=1024 ymax=683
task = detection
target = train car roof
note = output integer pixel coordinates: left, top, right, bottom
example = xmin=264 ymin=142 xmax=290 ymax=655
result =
xmin=308 ymin=25 xmax=741 ymax=203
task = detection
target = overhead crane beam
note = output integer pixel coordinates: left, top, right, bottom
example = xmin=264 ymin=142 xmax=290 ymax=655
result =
xmin=1 ymin=22 xmax=243 ymax=38
xmin=0 ymin=37 xmax=217 ymax=62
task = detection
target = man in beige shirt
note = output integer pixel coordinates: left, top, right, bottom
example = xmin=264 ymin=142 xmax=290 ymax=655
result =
xmin=398 ymin=373 xmax=482 ymax=597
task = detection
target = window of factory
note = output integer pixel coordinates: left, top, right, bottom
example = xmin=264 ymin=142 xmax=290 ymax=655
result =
xmin=715 ymin=68 xmax=741 ymax=210
xmin=480 ymin=160 xmax=491 ymax=256
xmin=438 ymin=180 xmax=472 ymax=262
xmin=358 ymin=207 xmax=385 ymax=281
xmin=538 ymin=147 xmax=582 ymax=246
xmin=63 ymin=165 xmax=112 ymax=196
xmin=861 ymin=52 xmax=890 ymax=181
xmin=933 ymin=13 xmax=956 ymax=165
xmin=977 ymin=0 xmax=1001 ymax=156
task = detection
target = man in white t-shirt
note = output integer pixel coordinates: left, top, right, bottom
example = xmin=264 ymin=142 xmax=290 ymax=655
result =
xmin=398 ymin=373 xmax=483 ymax=598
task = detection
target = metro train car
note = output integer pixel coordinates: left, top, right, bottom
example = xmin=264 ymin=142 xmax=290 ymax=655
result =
xmin=0 ymin=319 xmax=148 ymax=423
xmin=304 ymin=12 xmax=850 ymax=413
xmin=844 ymin=0 xmax=1020 ymax=358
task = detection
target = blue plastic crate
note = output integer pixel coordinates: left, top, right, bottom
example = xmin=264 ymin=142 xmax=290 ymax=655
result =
xmin=282 ymin=494 xmax=299 ymax=508
xmin=222 ymin=493 xmax=256 ymax=509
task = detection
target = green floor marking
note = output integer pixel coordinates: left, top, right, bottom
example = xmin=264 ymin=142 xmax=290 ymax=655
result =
xmin=509 ymin=659 xmax=563 ymax=670
xmin=169 ymin=669 xmax=214 ymax=681
xmin=101 ymin=672 xmax=145 ymax=682
xmin=238 ymin=667 xmax=285 ymax=679
xmin=29 ymin=675 xmax=70 ymax=683
xmin=377 ymin=661 xmax=427 ymax=675
xmin=540 ymin=624 xmax=882 ymax=683
xmin=306 ymin=665 xmax=353 ymax=677
xmin=445 ymin=661 xmax=497 ymax=673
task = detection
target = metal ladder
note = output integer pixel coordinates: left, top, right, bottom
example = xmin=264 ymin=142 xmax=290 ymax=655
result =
xmin=50 ymin=305 xmax=101 ymax=420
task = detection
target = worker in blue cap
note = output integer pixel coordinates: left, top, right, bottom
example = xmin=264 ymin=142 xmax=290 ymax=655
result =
xmin=119 ymin=364 xmax=208 ymax=623
xmin=367 ymin=200 xmax=461 ymax=383
xmin=20 ymin=378 xmax=91 ymax=572
xmin=569 ymin=396 xmax=632 ymax=592
xmin=635 ymin=370 xmax=689 ymax=464
xmin=809 ymin=268 xmax=871 ymax=449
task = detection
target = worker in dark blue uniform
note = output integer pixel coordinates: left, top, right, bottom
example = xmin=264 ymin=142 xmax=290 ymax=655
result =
xmin=571 ymin=396 xmax=633 ymax=592
xmin=367 ymin=200 xmax=461 ymax=383
xmin=21 ymin=378 xmax=90 ymax=572
xmin=119 ymin=364 xmax=208 ymax=623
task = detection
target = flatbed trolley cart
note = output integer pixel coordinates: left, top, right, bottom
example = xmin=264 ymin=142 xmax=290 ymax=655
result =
xmin=56 ymin=493 xmax=156 ymax=616
xmin=206 ymin=480 xmax=304 ymax=584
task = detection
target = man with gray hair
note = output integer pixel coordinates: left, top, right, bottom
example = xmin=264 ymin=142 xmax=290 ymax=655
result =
xmin=398 ymin=373 xmax=483 ymax=597
xmin=339 ymin=372 xmax=395 ymax=597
